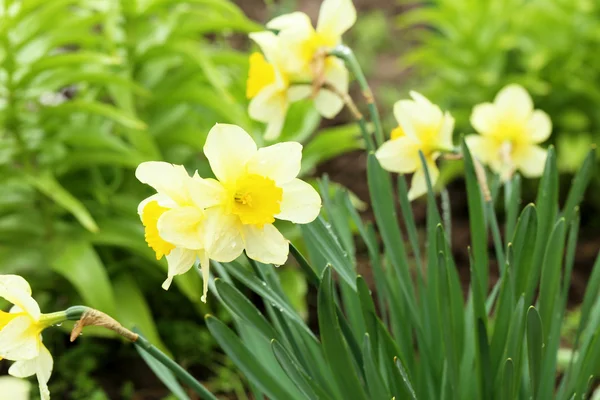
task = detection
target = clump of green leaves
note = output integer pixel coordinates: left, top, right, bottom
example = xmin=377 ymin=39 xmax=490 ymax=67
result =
xmin=199 ymin=142 xmax=599 ymax=399
xmin=0 ymin=0 xmax=362 ymax=395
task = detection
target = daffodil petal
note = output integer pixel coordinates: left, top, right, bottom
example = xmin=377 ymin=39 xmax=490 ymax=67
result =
xmin=464 ymin=135 xmax=500 ymax=165
xmin=137 ymin=193 xmax=175 ymax=216
xmin=316 ymin=0 xmax=356 ymax=39
xmin=157 ymin=206 xmax=205 ymax=250
xmin=267 ymin=11 xmax=312 ymax=32
xmin=135 ymin=162 xmax=191 ymax=205
xmin=10 ymin=345 xmax=52 ymax=400
xmin=314 ymin=88 xmax=344 ymax=119
xmin=408 ymin=161 xmax=439 ymax=201
xmin=527 ymin=110 xmax=552 ymax=143
xmin=249 ymin=31 xmax=280 ymax=64
xmin=393 ymin=100 xmax=418 ymax=139
xmin=0 ymin=276 xmax=40 ymax=321
xmin=276 ymin=179 xmax=321 ymax=223
xmin=8 ymin=358 xmax=37 ymax=378
xmin=470 ymin=102 xmax=496 ymax=136
xmin=204 ymin=124 xmax=257 ymax=183
xmin=514 ymin=144 xmax=548 ymax=178
xmin=0 ymin=376 xmax=30 ymax=400
xmin=495 ymin=84 xmax=533 ymax=122
xmin=248 ymin=85 xmax=288 ymax=141
xmin=162 ymin=248 xmax=197 ymax=290
xmin=324 ymin=57 xmax=348 ymax=94
xmin=242 ymin=224 xmax=289 ymax=265
xmin=198 ymin=250 xmax=210 ymax=303
xmin=439 ymin=112 xmax=455 ymax=150
xmin=0 ymin=315 xmax=40 ymax=360
xmin=409 ymin=90 xmax=434 ymax=107
xmin=375 ymin=136 xmax=421 ymax=174
xmin=287 ymin=85 xmax=312 ymax=102
xmin=36 ymin=345 xmax=52 ymax=400
xmin=246 ymin=142 xmax=302 ymax=184
xmin=203 ymin=209 xmax=244 ymax=263
xmin=189 ymin=177 xmax=225 ymax=209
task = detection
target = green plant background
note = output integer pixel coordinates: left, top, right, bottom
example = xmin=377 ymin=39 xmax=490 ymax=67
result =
xmin=2 ymin=0 xmax=600 ymax=398
xmin=0 ymin=0 xmax=361 ymax=397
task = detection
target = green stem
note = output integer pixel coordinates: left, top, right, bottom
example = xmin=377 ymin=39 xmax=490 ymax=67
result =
xmin=358 ymin=117 xmax=376 ymax=152
xmin=329 ymin=45 xmax=385 ymax=147
xmin=66 ymin=306 xmax=217 ymax=400
xmin=486 ymin=201 xmax=506 ymax=275
xmin=134 ymin=331 xmax=219 ymax=400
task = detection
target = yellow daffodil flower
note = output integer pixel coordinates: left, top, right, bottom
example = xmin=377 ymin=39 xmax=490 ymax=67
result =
xmin=375 ymin=91 xmax=454 ymax=200
xmin=0 ymin=376 xmax=31 ymax=400
xmin=136 ymin=162 xmax=243 ymax=301
xmin=247 ymin=31 xmax=311 ymax=140
xmin=200 ymin=123 xmax=322 ymax=265
xmin=465 ymin=84 xmax=551 ymax=180
xmin=248 ymin=0 xmax=354 ymax=123
xmin=0 ymin=275 xmax=66 ymax=400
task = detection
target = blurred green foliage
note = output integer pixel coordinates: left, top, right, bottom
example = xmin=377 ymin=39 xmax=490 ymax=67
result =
xmin=399 ymin=0 xmax=600 ymax=173
xmin=0 ymin=0 xmax=362 ymax=396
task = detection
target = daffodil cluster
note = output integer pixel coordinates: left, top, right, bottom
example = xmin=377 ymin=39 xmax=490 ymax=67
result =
xmin=137 ymin=124 xmax=321 ymax=301
xmin=246 ymin=0 xmax=356 ymax=139
xmin=375 ymin=85 xmax=550 ymax=199
xmin=0 ymin=275 xmax=65 ymax=400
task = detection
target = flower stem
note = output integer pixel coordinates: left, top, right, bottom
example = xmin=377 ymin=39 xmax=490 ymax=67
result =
xmin=66 ymin=306 xmax=217 ymax=399
xmin=134 ymin=329 xmax=219 ymax=400
xmin=320 ymin=82 xmax=375 ymax=151
xmin=329 ymin=45 xmax=385 ymax=147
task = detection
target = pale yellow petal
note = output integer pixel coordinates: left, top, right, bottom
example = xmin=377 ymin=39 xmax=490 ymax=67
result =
xmin=203 ymin=209 xmax=244 ymax=263
xmin=246 ymin=142 xmax=302 ymax=184
xmin=242 ymin=224 xmax=289 ymax=265
xmin=0 ymin=275 xmax=40 ymax=321
xmin=135 ymin=162 xmax=191 ymax=205
xmin=324 ymin=57 xmax=349 ymax=94
xmin=267 ymin=11 xmax=312 ymax=32
xmin=393 ymin=100 xmax=418 ymax=139
xmin=188 ymin=177 xmax=225 ymax=209
xmin=316 ymin=0 xmax=357 ymax=39
xmin=276 ymin=179 xmax=322 ymax=223
xmin=162 ymin=248 xmax=197 ymax=290
xmin=249 ymin=31 xmax=280 ymax=64
xmin=465 ymin=135 xmax=500 ymax=166
xmin=409 ymin=91 xmax=434 ymax=107
xmin=526 ymin=110 xmax=552 ymax=144
xmin=470 ymin=102 xmax=496 ymax=136
xmin=137 ymin=193 xmax=176 ymax=216
xmin=198 ymin=251 xmax=210 ymax=303
xmin=8 ymin=358 xmax=37 ymax=378
xmin=514 ymin=144 xmax=548 ymax=178
xmin=157 ymin=206 xmax=205 ymax=250
xmin=439 ymin=112 xmax=455 ymax=150
xmin=314 ymin=88 xmax=344 ymax=119
xmin=408 ymin=161 xmax=439 ymax=201
xmin=0 ymin=376 xmax=30 ymax=400
xmin=15 ymin=345 xmax=53 ymax=400
xmin=375 ymin=136 xmax=421 ymax=174
xmin=287 ymin=85 xmax=312 ymax=102
xmin=204 ymin=124 xmax=257 ymax=183
xmin=0 ymin=316 xmax=40 ymax=360
xmin=494 ymin=84 xmax=533 ymax=122
xmin=248 ymin=85 xmax=288 ymax=140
